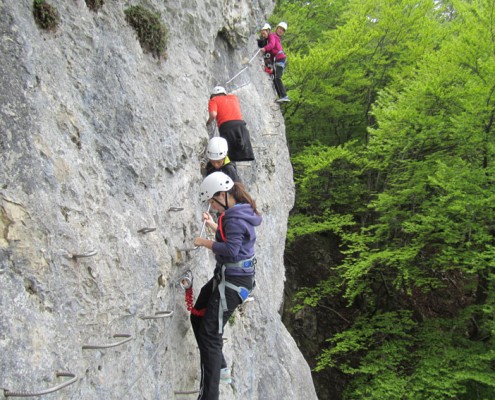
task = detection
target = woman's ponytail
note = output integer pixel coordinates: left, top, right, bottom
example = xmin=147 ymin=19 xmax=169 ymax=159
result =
xmin=229 ymin=183 xmax=260 ymax=215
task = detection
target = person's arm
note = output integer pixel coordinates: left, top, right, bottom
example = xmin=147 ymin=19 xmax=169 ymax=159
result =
xmin=194 ymin=237 xmax=214 ymax=249
xmin=206 ymin=110 xmax=217 ymax=125
xmin=206 ymin=98 xmax=218 ymax=125
xmin=193 ymin=212 xmax=218 ymax=249
xmin=211 ymin=219 xmax=244 ymax=258
xmin=223 ymin=164 xmax=241 ymax=183
xmin=262 ymin=34 xmax=275 ymax=53
xmin=203 ymin=212 xmax=218 ymax=231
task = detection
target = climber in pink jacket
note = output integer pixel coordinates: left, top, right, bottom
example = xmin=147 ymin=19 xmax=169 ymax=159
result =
xmin=261 ymin=21 xmax=290 ymax=103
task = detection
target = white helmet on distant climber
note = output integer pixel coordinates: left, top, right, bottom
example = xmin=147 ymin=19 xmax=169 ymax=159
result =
xmin=211 ymin=86 xmax=227 ymax=95
xmin=277 ymin=21 xmax=288 ymax=31
xmin=199 ymin=172 xmax=234 ymax=202
xmin=207 ymin=137 xmax=229 ymax=161
xmin=261 ymin=23 xmax=271 ymax=31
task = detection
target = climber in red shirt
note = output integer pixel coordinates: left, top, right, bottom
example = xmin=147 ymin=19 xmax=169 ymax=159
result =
xmin=206 ymin=86 xmax=254 ymax=162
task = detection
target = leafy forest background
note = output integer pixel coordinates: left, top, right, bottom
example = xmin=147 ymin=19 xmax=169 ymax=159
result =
xmin=270 ymin=0 xmax=495 ymax=399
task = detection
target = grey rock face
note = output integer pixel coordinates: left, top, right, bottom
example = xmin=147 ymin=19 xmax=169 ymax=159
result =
xmin=0 ymin=1 xmax=317 ymax=399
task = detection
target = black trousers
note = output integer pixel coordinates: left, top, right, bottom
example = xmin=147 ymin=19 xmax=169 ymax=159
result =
xmin=190 ymin=275 xmax=253 ymax=400
xmin=218 ymin=120 xmax=255 ymax=162
xmin=274 ymin=61 xmax=287 ymax=98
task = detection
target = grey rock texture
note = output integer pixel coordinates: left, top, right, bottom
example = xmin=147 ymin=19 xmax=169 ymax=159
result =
xmin=0 ymin=1 xmax=317 ymax=399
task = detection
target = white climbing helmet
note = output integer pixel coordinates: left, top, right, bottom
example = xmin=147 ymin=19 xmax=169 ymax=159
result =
xmin=261 ymin=23 xmax=271 ymax=31
xmin=277 ymin=21 xmax=288 ymax=31
xmin=199 ymin=172 xmax=234 ymax=202
xmin=211 ymin=86 xmax=227 ymax=96
xmin=207 ymin=137 xmax=229 ymax=161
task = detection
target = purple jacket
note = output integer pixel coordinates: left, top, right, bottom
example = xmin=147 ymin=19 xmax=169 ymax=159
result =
xmin=263 ymin=32 xmax=286 ymax=62
xmin=212 ymin=204 xmax=262 ymax=264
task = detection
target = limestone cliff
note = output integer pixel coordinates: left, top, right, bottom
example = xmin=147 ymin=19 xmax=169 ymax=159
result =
xmin=0 ymin=1 xmax=317 ymax=399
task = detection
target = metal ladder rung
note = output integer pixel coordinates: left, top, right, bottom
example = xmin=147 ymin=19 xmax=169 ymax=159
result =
xmin=174 ymin=389 xmax=200 ymax=395
xmin=67 ymin=250 xmax=98 ymax=259
xmin=139 ymin=311 xmax=174 ymax=320
xmin=3 ymin=371 xmax=77 ymax=398
xmin=82 ymin=333 xmax=133 ymax=350
xmin=137 ymin=227 xmax=156 ymax=234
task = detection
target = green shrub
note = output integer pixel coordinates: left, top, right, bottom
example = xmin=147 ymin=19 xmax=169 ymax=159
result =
xmin=124 ymin=6 xmax=168 ymax=59
xmin=33 ymin=0 xmax=60 ymax=32
xmin=85 ymin=0 xmax=104 ymax=12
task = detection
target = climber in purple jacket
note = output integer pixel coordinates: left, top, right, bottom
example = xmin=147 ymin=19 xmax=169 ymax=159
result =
xmin=192 ymin=172 xmax=262 ymax=400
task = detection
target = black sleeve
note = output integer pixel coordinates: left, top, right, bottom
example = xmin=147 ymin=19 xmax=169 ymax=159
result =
xmin=205 ymin=162 xmax=215 ymax=176
xmin=222 ymin=164 xmax=241 ymax=183
xmin=257 ymin=38 xmax=268 ymax=48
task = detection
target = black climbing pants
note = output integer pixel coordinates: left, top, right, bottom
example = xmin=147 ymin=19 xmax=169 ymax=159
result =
xmin=190 ymin=274 xmax=253 ymax=400
xmin=218 ymin=120 xmax=254 ymax=162
xmin=273 ymin=59 xmax=287 ymax=99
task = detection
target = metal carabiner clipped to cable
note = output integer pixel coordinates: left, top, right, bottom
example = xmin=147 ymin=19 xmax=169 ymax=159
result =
xmin=178 ymin=270 xmax=193 ymax=290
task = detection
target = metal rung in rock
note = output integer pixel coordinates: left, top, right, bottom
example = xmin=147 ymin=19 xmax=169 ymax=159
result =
xmin=174 ymin=389 xmax=200 ymax=395
xmin=82 ymin=333 xmax=133 ymax=350
xmin=68 ymin=250 xmax=97 ymax=259
xmin=139 ymin=310 xmax=174 ymax=320
xmin=138 ymin=227 xmax=156 ymax=234
xmin=3 ymin=371 xmax=77 ymax=398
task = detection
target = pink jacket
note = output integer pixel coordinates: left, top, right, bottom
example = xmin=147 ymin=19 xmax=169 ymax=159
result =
xmin=263 ymin=33 xmax=286 ymax=62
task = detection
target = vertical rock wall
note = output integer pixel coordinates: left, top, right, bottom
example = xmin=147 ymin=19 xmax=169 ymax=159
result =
xmin=0 ymin=1 xmax=317 ymax=399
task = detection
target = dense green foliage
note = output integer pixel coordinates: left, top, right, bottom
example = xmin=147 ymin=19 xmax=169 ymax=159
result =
xmin=273 ymin=0 xmax=495 ymax=398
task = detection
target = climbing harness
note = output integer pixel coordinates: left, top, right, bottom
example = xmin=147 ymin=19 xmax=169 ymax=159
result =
xmin=178 ymin=260 xmax=256 ymax=332
xmin=212 ymin=209 xmax=256 ymax=332
xmin=217 ymin=213 xmax=226 ymax=241
xmin=216 ymin=259 xmax=255 ymax=334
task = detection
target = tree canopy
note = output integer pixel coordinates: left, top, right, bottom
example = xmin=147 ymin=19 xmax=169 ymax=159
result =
xmin=273 ymin=0 xmax=495 ymax=398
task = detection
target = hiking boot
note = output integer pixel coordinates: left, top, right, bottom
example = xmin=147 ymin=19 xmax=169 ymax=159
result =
xmin=220 ymin=368 xmax=232 ymax=384
xmin=276 ymin=96 xmax=290 ymax=103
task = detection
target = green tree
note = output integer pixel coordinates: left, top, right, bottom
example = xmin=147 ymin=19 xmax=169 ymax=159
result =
xmin=281 ymin=0 xmax=495 ymax=398
xmin=273 ymin=0 xmax=446 ymax=151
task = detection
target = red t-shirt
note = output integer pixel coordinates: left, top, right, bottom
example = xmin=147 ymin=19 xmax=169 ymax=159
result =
xmin=208 ymin=94 xmax=243 ymax=127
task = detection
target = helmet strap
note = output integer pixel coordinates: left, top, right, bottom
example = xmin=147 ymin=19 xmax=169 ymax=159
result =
xmin=211 ymin=193 xmax=229 ymax=211
xmin=211 ymin=197 xmax=224 ymax=209
xmin=223 ymin=192 xmax=229 ymax=210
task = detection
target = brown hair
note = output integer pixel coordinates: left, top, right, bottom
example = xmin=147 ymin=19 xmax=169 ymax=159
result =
xmin=229 ymin=183 xmax=260 ymax=215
